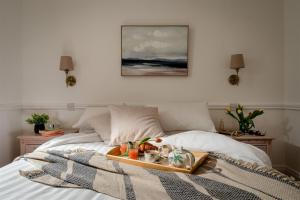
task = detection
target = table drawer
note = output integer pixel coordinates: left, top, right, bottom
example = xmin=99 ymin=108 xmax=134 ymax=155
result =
xmin=230 ymin=135 xmax=273 ymax=157
xmin=238 ymin=140 xmax=269 ymax=155
xmin=25 ymin=144 xmax=40 ymax=153
xmin=252 ymin=144 xmax=268 ymax=154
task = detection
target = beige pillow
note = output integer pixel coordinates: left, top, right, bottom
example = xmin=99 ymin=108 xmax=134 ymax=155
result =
xmin=151 ymin=102 xmax=216 ymax=132
xmin=109 ymin=105 xmax=164 ymax=146
xmin=87 ymin=112 xmax=111 ymax=142
xmin=72 ymin=107 xmax=109 ymax=132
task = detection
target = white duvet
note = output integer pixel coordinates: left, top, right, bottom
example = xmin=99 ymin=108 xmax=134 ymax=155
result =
xmin=36 ymin=131 xmax=271 ymax=166
xmin=161 ymin=131 xmax=271 ymax=166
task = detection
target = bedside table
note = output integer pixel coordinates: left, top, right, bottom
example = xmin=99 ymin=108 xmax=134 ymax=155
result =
xmin=17 ymin=134 xmax=58 ymax=155
xmin=230 ymin=135 xmax=273 ymax=156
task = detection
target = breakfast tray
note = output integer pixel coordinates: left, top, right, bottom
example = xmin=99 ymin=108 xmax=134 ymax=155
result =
xmin=106 ymin=147 xmax=208 ymax=174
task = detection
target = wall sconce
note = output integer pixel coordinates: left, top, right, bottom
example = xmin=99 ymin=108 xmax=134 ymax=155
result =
xmin=228 ymin=54 xmax=245 ymax=85
xmin=60 ymin=56 xmax=76 ymax=87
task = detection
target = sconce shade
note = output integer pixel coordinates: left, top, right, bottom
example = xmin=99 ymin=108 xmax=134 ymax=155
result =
xmin=60 ymin=56 xmax=74 ymax=71
xmin=230 ymin=54 xmax=245 ymax=70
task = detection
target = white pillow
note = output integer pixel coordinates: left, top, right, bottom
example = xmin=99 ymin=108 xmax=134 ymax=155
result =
xmin=72 ymin=107 xmax=109 ymax=131
xmin=153 ymin=102 xmax=216 ymax=132
xmin=87 ymin=113 xmax=111 ymax=142
xmin=109 ymin=105 xmax=164 ymax=146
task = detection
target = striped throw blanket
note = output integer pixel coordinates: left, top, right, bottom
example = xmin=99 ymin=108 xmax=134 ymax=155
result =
xmin=19 ymin=150 xmax=300 ymax=200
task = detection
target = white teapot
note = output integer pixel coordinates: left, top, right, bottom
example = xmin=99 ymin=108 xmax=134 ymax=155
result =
xmin=168 ymin=146 xmax=195 ymax=169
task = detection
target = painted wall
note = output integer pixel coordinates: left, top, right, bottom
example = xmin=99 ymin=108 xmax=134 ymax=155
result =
xmin=0 ymin=0 xmax=22 ymax=166
xmin=284 ymin=0 xmax=300 ymax=174
xmin=21 ymin=0 xmax=284 ymax=105
xmin=0 ymin=110 xmax=22 ymax=166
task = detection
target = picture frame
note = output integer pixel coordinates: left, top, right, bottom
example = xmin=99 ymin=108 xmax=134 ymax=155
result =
xmin=121 ymin=25 xmax=189 ymax=76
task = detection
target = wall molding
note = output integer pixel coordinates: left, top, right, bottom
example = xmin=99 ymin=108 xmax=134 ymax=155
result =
xmin=20 ymin=103 xmax=300 ymax=111
xmin=284 ymin=103 xmax=300 ymax=111
xmin=208 ymin=103 xmax=285 ymax=110
xmin=21 ymin=103 xmax=108 ymax=110
xmin=2 ymin=102 xmax=300 ymax=111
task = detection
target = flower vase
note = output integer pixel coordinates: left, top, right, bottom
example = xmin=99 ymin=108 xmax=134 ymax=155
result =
xmin=239 ymin=123 xmax=249 ymax=134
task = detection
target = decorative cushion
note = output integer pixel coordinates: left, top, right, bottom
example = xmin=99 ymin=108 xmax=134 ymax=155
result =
xmin=153 ymin=102 xmax=216 ymax=132
xmin=109 ymin=105 xmax=164 ymax=146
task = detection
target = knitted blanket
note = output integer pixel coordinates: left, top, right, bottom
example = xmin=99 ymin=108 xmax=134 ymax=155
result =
xmin=19 ymin=150 xmax=300 ymax=200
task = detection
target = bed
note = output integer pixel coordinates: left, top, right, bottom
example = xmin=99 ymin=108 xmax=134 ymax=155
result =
xmin=0 ymin=103 xmax=299 ymax=199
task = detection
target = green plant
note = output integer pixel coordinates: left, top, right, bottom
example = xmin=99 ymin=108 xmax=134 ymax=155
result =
xmin=26 ymin=113 xmax=49 ymax=125
xmin=226 ymin=104 xmax=264 ymax=133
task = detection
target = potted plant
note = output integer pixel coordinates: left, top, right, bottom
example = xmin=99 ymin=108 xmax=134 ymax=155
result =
xmin=226 ymin=104 xmax=264 ymax=134
xmin=26 ymin=113 xmax=49 ymax=134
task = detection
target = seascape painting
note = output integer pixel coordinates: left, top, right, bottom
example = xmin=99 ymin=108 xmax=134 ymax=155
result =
xmin=121 ymin=25 xmax=188 ymax=76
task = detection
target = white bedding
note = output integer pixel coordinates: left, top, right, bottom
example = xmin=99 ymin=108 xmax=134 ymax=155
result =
xmin=0 ymin=139 xmax=117 ymax=200
xmin=0 ymin=131 xmax=271 ymax=200
xmin=161 ymin=131 xmax=271 ymax=166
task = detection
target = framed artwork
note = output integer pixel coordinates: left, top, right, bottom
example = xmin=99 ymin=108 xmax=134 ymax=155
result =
xmin=121 ymin=25 xmax=189 ymax=76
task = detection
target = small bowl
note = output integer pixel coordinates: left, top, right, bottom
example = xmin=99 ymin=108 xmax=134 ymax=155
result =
xmin=144 ymin=150 xmax=160 ymax=163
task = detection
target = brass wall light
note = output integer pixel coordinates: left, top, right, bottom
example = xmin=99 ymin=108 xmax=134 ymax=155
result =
xmin=60 ymin=56 xmax=76 ymax=87
xmin=228 ymin=54 xmax=245 ymax=85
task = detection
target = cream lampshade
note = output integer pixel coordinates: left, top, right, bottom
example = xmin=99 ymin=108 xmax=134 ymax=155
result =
xmin=230 ymin=54 xmax=245 ymax=70
xmin=228 ymin=54 xmax=245 ymax=85
xmin=60 ymin=56 xmax=74 ymax=72
xmin=59 ymin=56 xmax=76 ymax=87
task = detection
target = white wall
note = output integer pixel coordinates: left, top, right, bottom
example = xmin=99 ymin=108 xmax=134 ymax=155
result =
xmin=19 ymin=0 xmax=287 ymax=168
xmin=0 ymin=109 xmax=22 ymax=166
xmin=284 ymin=0 xmax=300 ymax=174
xmin=0 ymin=0 xmax=22 ymax=166
xmin=21 ymin=0 xmax=284 ymax=105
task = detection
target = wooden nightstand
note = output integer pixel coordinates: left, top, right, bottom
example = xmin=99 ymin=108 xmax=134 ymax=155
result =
xmin=17 ymin=134 xmax=58 ymax=155
xmin=230 ymin=135 xmax=273 ymax=156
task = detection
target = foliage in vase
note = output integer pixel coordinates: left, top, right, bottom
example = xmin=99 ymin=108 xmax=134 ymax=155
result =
xmin=26 ymin=113 xmax=49 ymax=125
xmin=226 ymin=104 xmax=264 ymax=133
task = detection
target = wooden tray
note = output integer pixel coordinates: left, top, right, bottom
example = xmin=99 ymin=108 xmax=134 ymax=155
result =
xmin=106 ymin=147 xmax=208 ymax=174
